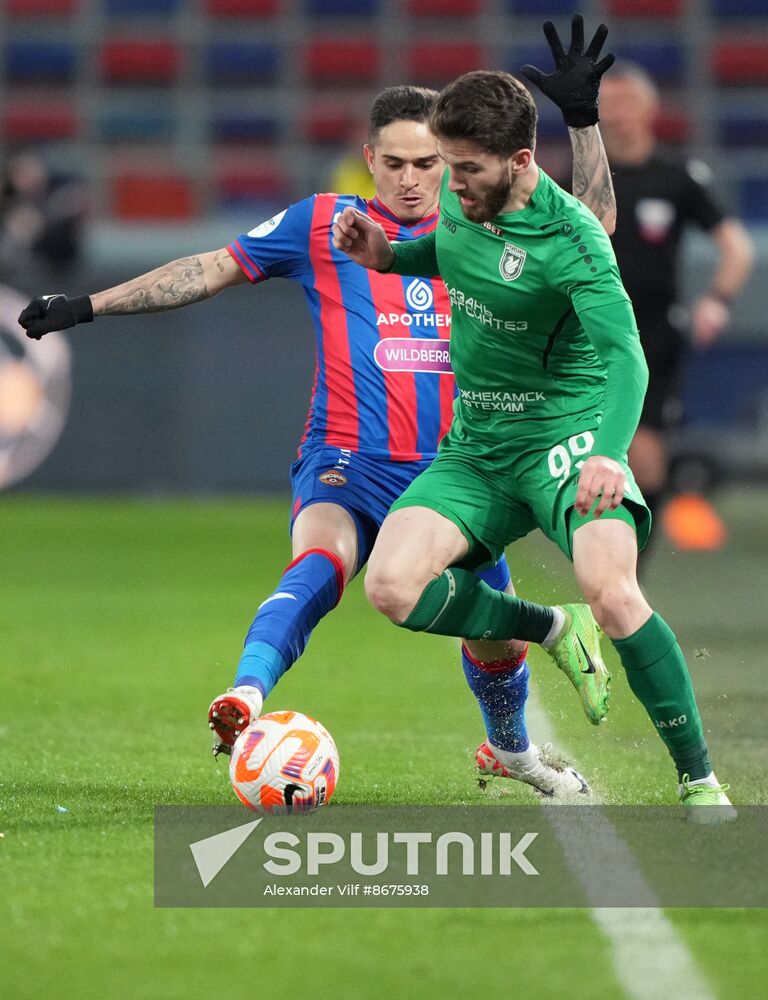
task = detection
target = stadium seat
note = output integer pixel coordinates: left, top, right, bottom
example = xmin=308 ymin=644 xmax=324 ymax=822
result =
xmin=211 ymin=113 xmax=281 ymax=143
xmin=509 ymin=39 xmax=685 ymax=83
xmin=6 ymin=0 xmax=76 ymax=12
xmin=304 ymin=0 xmax=379 ymax=13
xmin=5 ymin=42 xmax=77 ymax=82
xmin=739 ymin=178 xmax=768 ymax=222
xmin=713 ymin=41 xmax=768 ymax=85
xmin=506 ymin=1 xmax=578 ymax=14
xmin=104 ymin=0 xmax=180 ymax=13
xmin=99 ymin=109 xmax=176 ymax=142
xmin=606 ymin=0 xmax=683 ymax=16
xmin=719 ymin=113 xmax=768 ymax=147
xmin=406 ymin=42 xmax=485 ymax=85
xmin=204 ymin=0 xmax=280 ymax=14
xmin=713 ymin=0 xmax=768 ymax=15
xmin=407 ymin=0 xmax=483 ymax=13
xmin=205 ymin=43 xmax=280 ymax=85
xmin=655 ymin=108 xmax=689 ymax=144
xmin=213 ymin=154 xmax=292 ymax=209
xmin=305 ymin=39 xmax=379 ymax=84
xmin=101 ymin=41 xmax=181 ymax=83
xmin=304 ymin=103 xmax=355 ymax=144
xmin=612 ymin=43 xmax=686 ymax=83
xmin=3 ymin=99 xmax=78 ymax=140
xmin=112 ymin=173 xmax=196 ymax=220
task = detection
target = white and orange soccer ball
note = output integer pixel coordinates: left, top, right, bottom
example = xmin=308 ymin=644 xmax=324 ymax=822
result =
xmin=229 ymin=710 xmax=340 ymax=814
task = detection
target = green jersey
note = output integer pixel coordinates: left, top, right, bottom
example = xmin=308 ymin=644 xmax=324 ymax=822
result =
xmin=388 ymin=169 xmax=648 ymax=461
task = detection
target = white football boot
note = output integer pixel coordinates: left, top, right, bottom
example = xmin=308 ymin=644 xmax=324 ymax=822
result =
xmin=476 ymin=741 xmax=591 ymax=798
xmin=208 ymin=686 xmax=263 ymax=757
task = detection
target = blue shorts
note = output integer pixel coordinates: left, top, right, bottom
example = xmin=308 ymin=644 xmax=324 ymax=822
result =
xmin=290 ymin=446 xmax=432 ymax=570
xmin=289 ymin=445 xmax=511 ymax=591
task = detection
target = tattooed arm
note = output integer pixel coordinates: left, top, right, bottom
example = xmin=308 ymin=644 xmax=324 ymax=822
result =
xmin=569 ymin=126 xmax=616 ymax=235
xmin=91 ymin=247 xmax=248 ymax=316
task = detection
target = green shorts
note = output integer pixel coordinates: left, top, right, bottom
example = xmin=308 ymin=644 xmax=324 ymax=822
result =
xmin=389 ymin=414 xmax=651 ymax=569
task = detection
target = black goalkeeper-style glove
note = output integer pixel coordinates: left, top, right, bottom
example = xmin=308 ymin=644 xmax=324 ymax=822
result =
xmin=19 ymin=293 xmax=94 ymax=340
xmin=521 ymin=14 xmax=615 ymax=128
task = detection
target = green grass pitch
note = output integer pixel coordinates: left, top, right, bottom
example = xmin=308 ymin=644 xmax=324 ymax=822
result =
xmin=2 ymin=492 xmax=766 ymax=999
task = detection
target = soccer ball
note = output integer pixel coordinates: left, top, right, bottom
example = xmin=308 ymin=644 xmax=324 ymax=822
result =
xmin=229 ymin=710 xmax=340 ymax=814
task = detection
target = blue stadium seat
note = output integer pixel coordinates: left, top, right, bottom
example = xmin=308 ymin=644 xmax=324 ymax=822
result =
xmin=205 ymin=43 xmax=280 ymax=84
xmin=104 ymin=0 xmax=180 ymax=13
xmin=612 ymin=42 xmax=686 ymax=83
xmin=713 ymin=0 xmax=768 ymax=15
xmin=739 ymin=178 xmax=768 ymax=223
xmin=99 ymin=110 xmax=176 ymax=142
xmin=305 ymin=0 xmax=379 ymax=12
xmin=719 ymin=109 xmax=768 ymax=147
xmin=506 ymin=1 xmax=578 ymax=14
xmin=5 ymin=41 xmax=77 ymax=81
xmin=211 ymin=114 xmax=281 ymax=143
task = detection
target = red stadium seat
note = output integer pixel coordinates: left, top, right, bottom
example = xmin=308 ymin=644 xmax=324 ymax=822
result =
xmin=655 ymin=108 xmax=689 ymax=144
xmin=304 ymin=103 xmax=356 ymax=144
xmin=305 ymin=39 xmax=379 ymax=84
xmin=6 ymin=0 xmax=77 ymax=13
xmin=112 ymin=174 xmax=196 ymax=220
xmin=3 ymin=98 xmax=78 ymax=140
xmin=101 ymin=41 xmax=181 ymax=83
xmin=407 ymin=0 xmax=484 ymax=14
xmin=606 ymin=0 xmax=683 ymax=16
xmin=204 ymin=0 xmax=280 ymax=14
xmin=713 ymin=41 xmax=768 ymax=85
xmin=213 ymin=152 xmax=292 ymax=206
xmin=406 ymin=42 xmax=486 ymax=85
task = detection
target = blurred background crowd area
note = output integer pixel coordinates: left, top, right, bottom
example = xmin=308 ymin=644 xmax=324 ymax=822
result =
xmin=0 ymin=0 xmax=767 ymax=500
xmin=1 ymin=0 xmax=767 ymax=230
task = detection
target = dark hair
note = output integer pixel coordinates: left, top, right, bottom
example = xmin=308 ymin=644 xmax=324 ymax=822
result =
xmin=429 ymin=70 xmax=537 ymax=157
xmin=368 ymin=85 xmax=439 ymax=142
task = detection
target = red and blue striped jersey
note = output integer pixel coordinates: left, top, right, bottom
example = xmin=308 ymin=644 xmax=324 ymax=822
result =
xmin=227 ymin=193 xmax=454 ymax=462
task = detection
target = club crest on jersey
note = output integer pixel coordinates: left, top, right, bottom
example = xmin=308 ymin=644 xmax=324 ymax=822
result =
xmin=319 ymin=470 xmax=347 ymax=487
xmin=499 ymin=243 xmax=526 ymax=281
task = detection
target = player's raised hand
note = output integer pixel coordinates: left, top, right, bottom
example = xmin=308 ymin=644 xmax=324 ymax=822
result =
xmin=574 ymin=455 xmax=626 ymax=518
xmin=19 ymin=293 xmax=94 ymax=340
xmin=332 ymin=207 xmax=395 ymax=271
xmin=521 ymin=14 xmax=615 ymax=128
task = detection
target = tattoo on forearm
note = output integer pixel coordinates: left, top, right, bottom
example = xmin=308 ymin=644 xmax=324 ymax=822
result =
xmin=98 ymin=256 xmax=208 ymax=315
xmin=570 ymin=127 xmax=616 ymax=227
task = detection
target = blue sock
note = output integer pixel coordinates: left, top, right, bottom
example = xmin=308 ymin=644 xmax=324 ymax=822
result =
xmin=464 ymin=555 xmax=529 ymax=752
xmin=234 ymin=548 xmax=344 ymax=699
xmin=462 ymin=646 xmax=530 ymax=752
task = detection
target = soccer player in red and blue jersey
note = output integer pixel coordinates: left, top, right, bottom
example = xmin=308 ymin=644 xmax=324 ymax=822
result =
xmin=20 ymin=19 xmax=618 ymax=797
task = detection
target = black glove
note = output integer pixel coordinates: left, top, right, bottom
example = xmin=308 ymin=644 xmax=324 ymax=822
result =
xmin=19 ymin=293 xmax=94 ymax=340
xmin=521 ymin=14 xmax=615 ymax=128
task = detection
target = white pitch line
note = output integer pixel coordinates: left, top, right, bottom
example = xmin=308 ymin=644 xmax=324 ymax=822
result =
xmin=526 ymin=690 xmax=717 ymax=1000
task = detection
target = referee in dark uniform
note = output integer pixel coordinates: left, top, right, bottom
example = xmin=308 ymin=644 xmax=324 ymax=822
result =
xmin=599 ymin=62 xmax=753 ymax=558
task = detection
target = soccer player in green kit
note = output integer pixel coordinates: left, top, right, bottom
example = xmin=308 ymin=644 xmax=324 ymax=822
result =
xmin=333 ymin=67 xmax=735 ymax=822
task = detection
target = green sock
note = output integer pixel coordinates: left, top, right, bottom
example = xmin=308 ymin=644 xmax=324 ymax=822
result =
xmin=402 ymin=568 xmax=555 ymax=642
xmin=612 ymin=612 xmax=711 ymax=781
